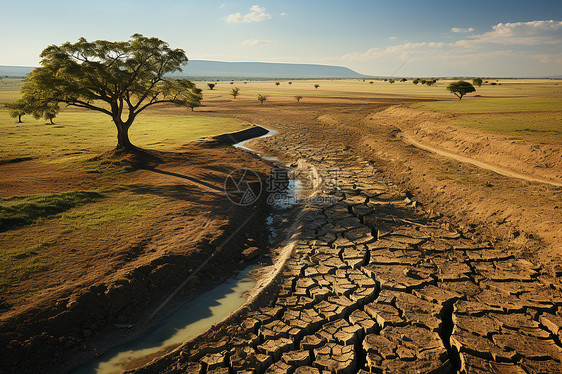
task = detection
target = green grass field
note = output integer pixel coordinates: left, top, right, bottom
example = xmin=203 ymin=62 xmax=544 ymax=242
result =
xmin=0 ymin=109 xmax=250 ymax=162
xmin=413 ymin=97 xmax=562 ymax=113
xmin=455 ymin=114 xmax=562 ymax=139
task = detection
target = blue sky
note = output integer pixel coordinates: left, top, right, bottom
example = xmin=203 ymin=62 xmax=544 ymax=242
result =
xmin=1 ymin=0 xmax=561 ymax=76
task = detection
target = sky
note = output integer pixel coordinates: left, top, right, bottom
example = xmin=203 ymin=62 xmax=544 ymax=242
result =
xmin=0 ymin=0 xmax=561 ymax=77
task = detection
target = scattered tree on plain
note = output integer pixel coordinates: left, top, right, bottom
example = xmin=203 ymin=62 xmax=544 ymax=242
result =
xmin=288 ymin=81 xmax=292 ymax=85
xmin=400 ymin=78 xmax=407 ymax=82
xmin=8 ymin=93 xmax=60 ymax=124
xmin=473 ymin=78 xmax=483 ymax=87
xmin=19 ymin=34 xmax=203 ymax=150
xmin=207 ymin=83 xmax=216 ymax=90
xmin=295 ymin=95 xmax=303 ymax=103
xmin=257 ymin=94 xmax=267 ymax=105
xmin=388 ymin=79 xmax=395 ymax=84
xmin=369 ymin=81 xmax=374 ymax=84
xmin=7 ymin=99 xmax=30 ymax=123
xmin=230 ymin=87 xmax=240 ymax=99
xmin=447 ymin=81 xmax=476 ymax=100
xmin=275 ymin=82 xmax=280 ymax=86
xmin=188 ymin=101 xmax=201 ymax=111
xmin=314 ymin=84 xmax=320 ymax=89
xmin=413 ymin=79 xmax=419 ymax=84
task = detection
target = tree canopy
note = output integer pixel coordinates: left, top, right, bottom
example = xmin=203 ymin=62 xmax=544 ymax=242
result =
xmin=447 ymin=81 xmax=476 ymax=100
xmin=20 ymin=34 xmax=202 ymax=149
xmin=472 ymin=78 xmax=483 ymax=87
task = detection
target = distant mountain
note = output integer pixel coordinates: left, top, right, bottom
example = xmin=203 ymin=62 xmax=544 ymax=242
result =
xmin=0 ymin=60 xmax=365 ymax=79
xmin=0 ymin=66 xmax=34 ymax=76
xmin=177 ymin=60 xmax=365 ymax=78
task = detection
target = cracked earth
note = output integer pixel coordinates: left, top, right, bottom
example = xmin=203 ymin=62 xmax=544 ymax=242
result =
xmin=137 ymin=124 xmax=562 ymax=374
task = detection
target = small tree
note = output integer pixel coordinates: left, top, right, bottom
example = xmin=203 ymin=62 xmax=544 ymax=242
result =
xmin=447 ymin=81 xmax=476 ymax=100
xmin=288 ymin=82 xmax=293 ymax=85
xmin=472 ymin=78 xmax=483 ymax=87
xmin=314 ymin=84 xmax=320 ymax=89
xmin=388 ymin=79 xmax=395 ymax=84
xmin=188 ymin=101 xmax=201 ymax=111
xmin=207 ymin=83 xmax=216 ymax=90
xmin=275 ymin=82 xmax=280 ymax=86
xmin=369 ymin=81 xmax=374 ymax=84
xmin=32 ymin=100 xmax=60 ymax=124
xmin=7 ymin=99 xmax=30 ymax=123
xmin=426 ymin=79 xmax=437 ymax=87
xmin=295 ymin=95 xmax=303 ymax=103
xmin=230 ymin=87 xmax=240 ymax=99
xmin=257 ymin=94 xmax=267 ymax=105
xmin=400 ymin=78 xmax=407 ymax=82
xmin=413 ymin=79 xmax=419 ymax=85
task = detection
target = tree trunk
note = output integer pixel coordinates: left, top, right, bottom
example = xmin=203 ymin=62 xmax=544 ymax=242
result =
xmin=115 ymin=121 xmax=134 ymax=150
xmin=17 ymin=115 xmax=22 ymax=123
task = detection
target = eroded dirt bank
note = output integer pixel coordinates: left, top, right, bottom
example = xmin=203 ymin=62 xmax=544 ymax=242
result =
xmin=0 ymin=134 xmax=275 ymax=374
xmin=131 ymin=104 xmax=562 ymax=373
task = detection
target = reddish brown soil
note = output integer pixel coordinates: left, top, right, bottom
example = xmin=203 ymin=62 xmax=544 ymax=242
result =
xmin=0 ymin=142 xmax=273 ymax=373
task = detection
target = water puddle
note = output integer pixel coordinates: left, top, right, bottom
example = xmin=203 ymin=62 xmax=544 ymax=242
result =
xmin=74 ymin=266 xmax=256 ymax=374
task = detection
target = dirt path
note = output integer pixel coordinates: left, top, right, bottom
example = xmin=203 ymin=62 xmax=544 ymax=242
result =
xmin=134 ymin=120 xmax=562 ymax=374
xmin=402 ymin=133 xmax=562 ymax=188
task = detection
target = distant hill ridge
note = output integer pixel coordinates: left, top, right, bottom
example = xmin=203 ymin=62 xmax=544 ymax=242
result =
xmin=0 ymin=60 xmax=365 ymax=78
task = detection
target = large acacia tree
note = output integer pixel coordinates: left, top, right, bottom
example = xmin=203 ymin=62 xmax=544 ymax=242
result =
xmin=21 ymin=34 xmax=202 ymax=150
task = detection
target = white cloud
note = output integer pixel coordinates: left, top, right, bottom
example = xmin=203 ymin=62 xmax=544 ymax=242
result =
xmin=226 ymin=5 xmax=272 ymax=23
xmin=280 ymin=12 xmax=288 ymax=16
xmin=219 ymin=3 xmax=226 ymax=8
xmin=242 ymin=39 xmax=272 ymax=46
xmin=389 ymin=36 xmax=397 ymax=40
xmin=226 ymin=12 xmax=242 ymax=23
xmin=456 ymin=20 xmax=562 ymax=47
xmin=342 ymin=20 xmax=562 ymax=65
xmin=451 ymin=27 xmax=474 ymax=33
xmin=341 ymin=42 xmax=445 ymax=61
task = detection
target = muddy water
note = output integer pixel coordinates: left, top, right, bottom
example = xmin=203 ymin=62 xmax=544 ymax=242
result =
xmin=75 ymin=266 xmax=256 ymax=374
xmin=74 ymin=127 xmax=295 ymax=374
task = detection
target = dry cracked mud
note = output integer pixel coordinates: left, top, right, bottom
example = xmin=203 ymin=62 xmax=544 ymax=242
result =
xmin=135 ymin=124 xmax=562 ymax=374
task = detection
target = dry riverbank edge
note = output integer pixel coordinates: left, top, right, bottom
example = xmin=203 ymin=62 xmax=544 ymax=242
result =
xmin=0 ymin=126 xmax=277 ymax=374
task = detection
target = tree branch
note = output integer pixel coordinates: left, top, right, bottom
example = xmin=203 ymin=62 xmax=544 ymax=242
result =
xmin=64 ymin=100 xmax=112 ymax=116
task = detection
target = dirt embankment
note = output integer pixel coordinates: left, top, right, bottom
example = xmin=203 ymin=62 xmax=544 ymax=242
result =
xmin=348 ymin=111 xmax=562 ymax=265
xmin=0 ymin=135 xmax=274 ymax=374
xmin=371 ymin=106 xmax=562 ymax=185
